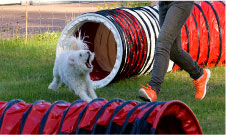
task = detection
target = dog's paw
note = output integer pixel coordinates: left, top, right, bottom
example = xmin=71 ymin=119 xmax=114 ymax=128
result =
xmin=86 ymin=98 xmax=92 ymax=102
xmin=80 ymin=96 xmax=93 ymax=102
xmin=48 ymin=84 xmax=58 ymax=91
xmin=91 ymin=94 xmax=98 ymax=99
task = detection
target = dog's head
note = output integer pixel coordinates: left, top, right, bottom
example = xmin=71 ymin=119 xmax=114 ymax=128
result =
xmin=68 ymin=50 xmax=95 ymax=73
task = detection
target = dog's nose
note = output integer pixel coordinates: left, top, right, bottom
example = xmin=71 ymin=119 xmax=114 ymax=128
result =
xmin=87 ymin=51 xmax=91 ymax=55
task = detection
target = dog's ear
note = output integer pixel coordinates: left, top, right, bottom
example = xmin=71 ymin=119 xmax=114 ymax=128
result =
xmin=68 ymin=55 xmax=75 ymax=65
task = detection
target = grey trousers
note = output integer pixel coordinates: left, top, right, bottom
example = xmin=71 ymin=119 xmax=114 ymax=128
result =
xmin=149 ymin=1 xmax=203 ymax=94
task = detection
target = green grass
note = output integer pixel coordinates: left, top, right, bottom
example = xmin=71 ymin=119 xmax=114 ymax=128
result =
xmin=0 ymin=34 xmax=225 ymax=134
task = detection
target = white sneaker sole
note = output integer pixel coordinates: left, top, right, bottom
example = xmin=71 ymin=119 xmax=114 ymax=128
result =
xmin=200 ymin=69 xmax=211 ymax=100
xmin=139 ymin=89 xmax=152 ymax=102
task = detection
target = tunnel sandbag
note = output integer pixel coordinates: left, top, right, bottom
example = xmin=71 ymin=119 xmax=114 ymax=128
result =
xmin=0 ymin=99 xmax=202 ymax=134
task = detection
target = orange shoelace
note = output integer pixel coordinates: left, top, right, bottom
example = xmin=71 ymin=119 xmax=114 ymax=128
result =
xmin=140 ymin=84 xmax=153 ymax=91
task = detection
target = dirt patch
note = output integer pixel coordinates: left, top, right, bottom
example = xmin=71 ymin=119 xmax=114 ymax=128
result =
xmin=0 ymin=3 xmax=111 ymax=38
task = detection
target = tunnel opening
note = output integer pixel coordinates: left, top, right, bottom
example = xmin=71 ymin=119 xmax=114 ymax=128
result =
xmin=75 ymin=22 xmax=117 ymax=81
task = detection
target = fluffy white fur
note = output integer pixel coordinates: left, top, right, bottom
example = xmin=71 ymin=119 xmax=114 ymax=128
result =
xmin=48 ymin=36 xmax=97 ymax=102
xmin=63 ymin=32 xmax=88 ymax=51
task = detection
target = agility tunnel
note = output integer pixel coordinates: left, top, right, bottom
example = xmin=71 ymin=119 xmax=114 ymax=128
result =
xmin=173 ymin=1 xmax=225 ymax=71
xmin=0 ymin=99 xmax=202 ymax=134
xmin=56 ymin=1 xmax=225 ymax=88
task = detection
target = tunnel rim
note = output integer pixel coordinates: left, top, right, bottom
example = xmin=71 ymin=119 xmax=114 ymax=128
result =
xmin=56 ymin=13 xmax=123 ymax=89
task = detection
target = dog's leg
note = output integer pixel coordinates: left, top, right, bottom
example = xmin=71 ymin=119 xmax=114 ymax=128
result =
xmin=87 ymin=82 xmax=97 ymax=99
xmin=68 ymin=79 xmax=92 ymax=102
xmin=48 ymin=76 xmax=62 ymax=91
xmin=77 ymin=89 xmax=93 ymax=102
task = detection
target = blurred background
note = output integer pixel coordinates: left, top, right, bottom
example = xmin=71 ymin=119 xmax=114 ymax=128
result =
xmin=0 ymin=0 xmax=157 ymax=39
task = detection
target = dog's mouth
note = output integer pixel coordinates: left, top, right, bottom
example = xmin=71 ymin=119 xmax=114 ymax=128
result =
xmin=85 ymin=54 xmax=92 ymax=69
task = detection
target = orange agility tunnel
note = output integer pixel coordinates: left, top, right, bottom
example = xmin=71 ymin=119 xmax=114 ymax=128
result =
xmin=0 ymin=99 xmax=202 ymax=134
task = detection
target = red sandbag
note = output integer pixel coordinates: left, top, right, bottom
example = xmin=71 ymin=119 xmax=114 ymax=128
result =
xmin=20 ymin=101 xmax=51 ymax=134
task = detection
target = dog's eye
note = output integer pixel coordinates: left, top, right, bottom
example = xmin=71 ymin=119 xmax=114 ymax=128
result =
xmin=80 ymin=54 xmax=82 ymax=57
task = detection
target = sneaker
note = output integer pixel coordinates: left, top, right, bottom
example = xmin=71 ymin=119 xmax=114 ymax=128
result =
xmin=139 ymin=84 xmax=157 ymax=102
xmin=193 ymin=69 xmax=211 ymax=100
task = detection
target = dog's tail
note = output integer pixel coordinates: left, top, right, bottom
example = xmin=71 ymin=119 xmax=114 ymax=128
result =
xmin=74 ymin=31 xmax=89 ymax=50
xmin=65 ymin=31 xmax=89 ymax=51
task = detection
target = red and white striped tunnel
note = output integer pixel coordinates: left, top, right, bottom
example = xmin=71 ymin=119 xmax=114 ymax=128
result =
xmin=56 ymin=1 xmax=225 ymax=88
xmin=0 ymin=99 xmax=202 ymax=134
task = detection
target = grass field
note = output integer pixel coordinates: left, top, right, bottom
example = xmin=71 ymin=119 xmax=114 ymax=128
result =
xmin=0 ymin=34 xmax=225 ymax=134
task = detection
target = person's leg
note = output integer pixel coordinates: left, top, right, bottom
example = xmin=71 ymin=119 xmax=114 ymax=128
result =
xmin=170 ymin=34 xmax=203 ymax=80
xmin=138 ymin=2 xmax=169 ymax=102
xmin=149 ymin=1 xmax=195 ymax=94
xmin=158 ymin=1 xmax=168 ymax=27
xmin=139 ymin=2 xmax=195 ymax=101
xmin=170 ymin=34 xmax=211 ymax=100
xmin=171 ymin=34 xmax=211 ymax=100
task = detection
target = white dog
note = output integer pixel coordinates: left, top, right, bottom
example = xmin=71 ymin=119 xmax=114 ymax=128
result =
xmin=48 ymin=36 xmax=97 ymax=102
